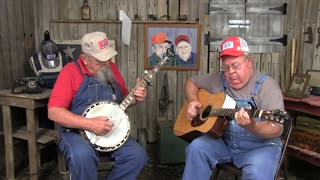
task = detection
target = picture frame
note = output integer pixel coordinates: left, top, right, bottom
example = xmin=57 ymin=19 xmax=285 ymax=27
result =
xmin=306 ymin=69 xmax=320 ymax=87
xmin=285 ymin=74 xmax=311 ymax=98
xmin=144 ymin=23 xmax=201 ymax=71
xmin=53 ymin=39 xmax=116 ymax=63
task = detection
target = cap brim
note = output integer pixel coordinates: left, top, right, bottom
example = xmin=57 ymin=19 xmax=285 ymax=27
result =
xmin=92 ymin=47 xmax=118 ymax=62
xmin=216 ymin=51 xmax=245 ymax=61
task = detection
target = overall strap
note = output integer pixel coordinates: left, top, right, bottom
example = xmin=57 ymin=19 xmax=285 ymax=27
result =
xmin=220 ymin=73 xmax=228 ymax=93
xmin=73 ymin=60 xmax=86 ymax=77
xmin=251 ymin=74 xmax=267 ymax=96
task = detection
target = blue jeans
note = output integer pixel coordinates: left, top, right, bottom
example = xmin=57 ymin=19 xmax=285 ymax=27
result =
xmin=58 ymin=130 xmax=148 ymax=180
xmin=182 ymin=134 xmax=282 ymax=180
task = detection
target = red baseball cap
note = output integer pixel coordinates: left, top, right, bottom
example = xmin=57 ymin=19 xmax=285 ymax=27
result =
xmin=217 ymin=36 xmax=249 ymax=60
xmin=151 ymin=32 xmax=171 ymax=44
xmin=175 ymin=35 xmax=190 ymax=46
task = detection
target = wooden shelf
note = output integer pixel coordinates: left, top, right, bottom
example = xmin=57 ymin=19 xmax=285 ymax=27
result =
xmin=13 ymin=126 xmax=57 ymax=145
xmin=50 ymin=19 xmax=198 ymax=24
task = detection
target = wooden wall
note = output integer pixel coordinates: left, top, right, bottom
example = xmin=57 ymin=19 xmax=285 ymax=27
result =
xmin=1 ymin=0 xmax=320 ymax=173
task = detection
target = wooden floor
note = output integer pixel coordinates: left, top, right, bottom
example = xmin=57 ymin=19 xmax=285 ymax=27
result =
xmin=1 ymin=143 xmax=319 ymax=180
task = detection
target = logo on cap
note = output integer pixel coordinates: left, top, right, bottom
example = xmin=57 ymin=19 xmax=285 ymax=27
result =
xmin=222 ymin=41 xmax=234 ymax=51
xmin=98 ymin=38 xmax=109 ymax=50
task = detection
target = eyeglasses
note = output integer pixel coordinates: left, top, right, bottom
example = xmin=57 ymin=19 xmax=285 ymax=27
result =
xmin=221 ymin=59 xmax=246 ymax=72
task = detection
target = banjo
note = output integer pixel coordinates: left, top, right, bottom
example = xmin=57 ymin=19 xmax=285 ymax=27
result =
xmin=81 ymin=47 xmax=175 ymax=152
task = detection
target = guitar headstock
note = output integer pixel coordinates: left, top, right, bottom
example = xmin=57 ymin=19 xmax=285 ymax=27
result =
xmin=260 ymin=109 xmax=289 ymax=124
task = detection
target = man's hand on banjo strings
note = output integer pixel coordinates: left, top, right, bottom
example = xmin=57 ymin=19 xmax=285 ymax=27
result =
xmin=89 ymin=116 xmax=114 ymax=136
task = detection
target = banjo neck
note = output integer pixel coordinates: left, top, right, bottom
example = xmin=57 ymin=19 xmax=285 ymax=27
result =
xmin=119 ymin=48 xmax=174 ymax=111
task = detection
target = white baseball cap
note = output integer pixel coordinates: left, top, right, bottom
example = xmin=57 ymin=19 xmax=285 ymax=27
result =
xmin=81 ymin=32 xmax=117 ymax=62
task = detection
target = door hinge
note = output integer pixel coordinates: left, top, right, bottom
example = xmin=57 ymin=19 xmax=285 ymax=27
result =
xmin=269 ymin=34 xmax=288 ymax=46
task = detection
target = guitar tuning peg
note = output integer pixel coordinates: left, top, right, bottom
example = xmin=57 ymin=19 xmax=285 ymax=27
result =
xmin=273 ymin=109 xmax=281 ymax=116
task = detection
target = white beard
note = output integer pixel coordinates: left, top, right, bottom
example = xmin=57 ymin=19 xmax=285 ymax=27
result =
xmin=96 ymin=65 xmax=114 ymax=85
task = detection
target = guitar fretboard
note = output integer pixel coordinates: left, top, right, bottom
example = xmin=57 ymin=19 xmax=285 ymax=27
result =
xmin=208 ymin=108 xmax=262 ymax=119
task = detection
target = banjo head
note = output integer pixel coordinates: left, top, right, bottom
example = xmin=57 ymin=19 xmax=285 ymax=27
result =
xmin=82 ymin=101 xmax=130 ymax=152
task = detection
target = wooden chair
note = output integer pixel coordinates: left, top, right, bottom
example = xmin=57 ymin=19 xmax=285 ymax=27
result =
xmin=58 ymin=151 xmax=114 ymax=180
xmin=54 ymin=123 xmax=115 ymax=179
xmin=211 ymin=115 xmax=293 ymax=180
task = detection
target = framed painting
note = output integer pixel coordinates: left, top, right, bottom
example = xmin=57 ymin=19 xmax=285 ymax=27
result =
xmin=306 ymin=69 xmax=320 ymax=87
xmin=53 ymin=39 xmax=116 ymax=63
xmin=285 ymin=74 xmax=310 ymax=98
xmin=144 ymin=23 xmax=201 ymax=71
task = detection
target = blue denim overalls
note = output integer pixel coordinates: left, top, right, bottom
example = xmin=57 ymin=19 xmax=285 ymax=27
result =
xmin=183 ymin=74 xmax=282 ymax=180
xmin=57 ymin=61 xmax=147 ymax=180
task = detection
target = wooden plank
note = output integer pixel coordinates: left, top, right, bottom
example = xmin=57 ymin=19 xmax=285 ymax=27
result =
xmin=137 ymin=0 xmax=148 ymax=21
xmin=271 ymin=53 xmax=281 ymax=84
xmin=58 ymin=0 xmax=69 ymax=40
xmin=97 ymin=0 xmax=108 ymax=32
xmin=285 ymin=0 xmax=297 ymax=88
xmin=137 ymin=23 xmax=148 ymax=131
xmin=147 ymin=75 xmax=158 ymax=143
xmin=42 ymin=0 xmax=52 ymax=38
xmin=26 ymin=108 xmax=40 ymax=180
xmin=68 ymin=0 xmax=79 ymax=39
xmin=22 ymin=0 xmax=36 ymax=77
xmin=7 ymin=0 xmax=24 ymax=81
xmin=90 ymin=0 xmax=98 ymax=20
xmin=136 ymin=1 xmax=149 ymax=143
xmin=301 ymin=0 xmax=314 ymax=73
xmin=309 ymin=0 xmax=320 ymax=70
xmin=200 ymin=0 xmax=211 ymax=73
xmin=13 ymin=126 xmax=57 ymax=144
xmin=312 ymin=0 xmax=320 ymax=69
xmin=293 ymin=0 xmax=306 ymax=74
xmin=50 ymin=0 xmax=59 ymax=39
xmin=147 ymin=0 xmax=157 ymax=16
xmin=33 ymin=0 xmax=44 ymax=52
xmin=176 ymin=72 xmax=188 ymax=120
xmin=0 ymin=0 xmax=12 ymax=89
xmin=168 ymin=0 xmax=179 ymax=21
xmin=260 ymin=53 xmax=272 ymax=76
xmin=251 ymin=53 xmax=261 ymax=72
xmin=158 ymin=0 xmax=167 ymax=20
xmin=127 ymin=23 xmax=138 ymax=140
xmin=2 ymin=106 xmax=15 ymax=179
xmin=117 ymin=0 xmax=128 ymax=81
xmin=208 ymin=51 xmax=220 ymax=73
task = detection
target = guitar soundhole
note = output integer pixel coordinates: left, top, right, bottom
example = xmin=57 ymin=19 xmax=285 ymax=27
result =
xmin=201 ymin=105 xmax=212 ymax=120
xmin=191 ymin=114 xmax=205 ymax=127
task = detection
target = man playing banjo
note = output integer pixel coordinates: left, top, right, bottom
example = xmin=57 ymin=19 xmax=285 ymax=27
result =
xmin=48 ymin=32 xmax=148 ymax=180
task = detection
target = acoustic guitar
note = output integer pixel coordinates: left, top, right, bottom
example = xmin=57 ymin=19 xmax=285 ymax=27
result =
xmin=173 ymin=89 xmax=288 ymax=142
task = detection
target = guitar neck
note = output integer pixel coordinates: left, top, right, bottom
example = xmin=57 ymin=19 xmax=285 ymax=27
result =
xmin=119 ymin=56 xmax=169 ymax=111
xmin=208 ymin=108 xmax=262 ymax=119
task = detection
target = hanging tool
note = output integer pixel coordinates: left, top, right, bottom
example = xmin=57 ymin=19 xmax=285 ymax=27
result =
xmin=159 ymin=73 xmax=173 ymax=112
xmin=316 ymin=27 xmax=320 ymax=49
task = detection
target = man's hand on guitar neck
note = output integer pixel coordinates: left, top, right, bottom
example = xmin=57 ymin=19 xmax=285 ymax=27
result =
xmin=186 ymin=100 xmax=202 ymax=121
xmin=234 ymin=107 xmax=256 ymax=129
xmin=234 ymin=107 xmax=283 ymax=138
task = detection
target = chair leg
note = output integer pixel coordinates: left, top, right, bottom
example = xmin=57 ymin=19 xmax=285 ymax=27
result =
xmin=212 ymin=167 xmax=221 ymax=180
xmin=283 ymin=153 xmax=288 ymax=180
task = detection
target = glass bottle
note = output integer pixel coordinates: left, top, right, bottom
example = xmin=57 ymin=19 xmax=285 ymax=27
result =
xmin=81 ymin=0 xmax=90 ymax=20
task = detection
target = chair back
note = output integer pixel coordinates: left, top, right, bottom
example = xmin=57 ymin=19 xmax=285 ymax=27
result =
xmin=275 ymin=113 xmax=293 ymax=178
